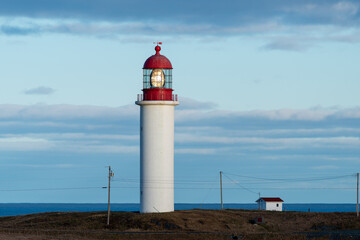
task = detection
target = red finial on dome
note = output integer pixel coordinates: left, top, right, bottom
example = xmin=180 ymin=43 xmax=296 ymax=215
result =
xmin=155 ymin=45 xmax=161 ymax=55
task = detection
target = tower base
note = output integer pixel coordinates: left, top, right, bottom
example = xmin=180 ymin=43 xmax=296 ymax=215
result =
xmin=135 ymin=100 xmax=179 ymax=213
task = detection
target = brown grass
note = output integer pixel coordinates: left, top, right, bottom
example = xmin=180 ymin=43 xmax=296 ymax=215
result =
xmin=0 ymin=209 xmax=359 ymax=239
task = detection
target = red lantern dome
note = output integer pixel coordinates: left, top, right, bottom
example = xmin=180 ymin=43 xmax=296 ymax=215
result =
xmin=137 ymin=45 xmax=177 ymax=101
xmin=143 ymin=46 xmax=173 ymax=69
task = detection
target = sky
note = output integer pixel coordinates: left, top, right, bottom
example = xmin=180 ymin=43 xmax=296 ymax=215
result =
xmin=0 ymin=0 xmax=359 ymax=205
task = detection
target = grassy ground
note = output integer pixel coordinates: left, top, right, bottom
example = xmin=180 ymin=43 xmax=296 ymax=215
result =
xmin=0 ymin=209 xmax=359 ymax=239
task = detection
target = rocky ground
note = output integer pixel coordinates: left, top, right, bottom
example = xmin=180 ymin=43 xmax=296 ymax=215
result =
xmin=0 ymin=209 xmax=359 ymax=239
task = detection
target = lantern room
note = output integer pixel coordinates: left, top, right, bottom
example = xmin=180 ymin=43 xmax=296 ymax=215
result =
xmin=139 ymin=45 xmax=177 ymax=101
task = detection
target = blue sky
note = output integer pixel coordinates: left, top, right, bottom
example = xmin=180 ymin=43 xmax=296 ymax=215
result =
xmin=0 ymin=0 xmax=359 ymax=204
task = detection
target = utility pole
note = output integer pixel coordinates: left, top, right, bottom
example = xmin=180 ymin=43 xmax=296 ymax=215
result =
xmin=220 ymin=171 xmax=223 ymax=210
xmin=258 ymin=192 xmax=261 ymax=210
xmin=357 ymin=172 xmax=359 ymax=217
xmin=107 ymin=166 xmax=114 ymax=225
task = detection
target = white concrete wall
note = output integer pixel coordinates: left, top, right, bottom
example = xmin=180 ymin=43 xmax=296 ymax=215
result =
xmin=136 ymin=100 xmax=179 ymax=213
xmin=265 ymin=202 xmax=283 ymax=211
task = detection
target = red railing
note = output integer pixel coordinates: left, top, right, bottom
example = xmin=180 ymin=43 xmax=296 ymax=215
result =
xmin=137 ymin=94 xmax=178 ymax=101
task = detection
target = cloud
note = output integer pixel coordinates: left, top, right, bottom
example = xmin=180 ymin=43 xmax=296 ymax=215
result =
xmin=310 ymin=165 xmax=340 ymax=170
xmin=0 ymin=1 xmax=291 ymax=23
xmin=281 ymin=1 xmax=360 ymax=25
xmin=63 ymin=144 xmax=139 ymax=154
xmin=24 ymin=86 xmax=55 ymax=95
xmin=0 ymin=0 xmax=358 ymax=26
xmin=0 ymin=136 xmax=54 ymax=151
xmin=261 ymin=37 xmax=313 ymax=51
xmin=0 ymin=163 xmax=75 ymax=168
xmin=0 ymin=1 xmax=360 ymax=50
xmin=175 ymin=148 xmax=217 ymax=155
xmin=0 ymin=102 xmax=359 ymax=163
xmin=176 ymin=106 xmax=360 ymax=123
xmin=176 ymin=133 xmax=360 ymax=145
xmin=333 ymin=1 xmax=359 ymax=15
xmin=0 ymin=18 xmax=284 ymax=37
xmin=0 ymin=103 xmax=138 ymax=120
xmin=2 ymin=102 xmax=360 ymax=126
xmin=0 ymin=134 xmax=139 ymax=153
xmin=177 ymin=97 xmax=217 ymax=110
xmin=2 ymin=100 xmax=356 ymax=203
xmin=1 ymin=25 xmax=39 ymax=35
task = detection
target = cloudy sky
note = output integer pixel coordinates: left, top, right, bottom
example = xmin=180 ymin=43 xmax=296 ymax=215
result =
xmin=0 ymin=0 xmax=359 ymax=204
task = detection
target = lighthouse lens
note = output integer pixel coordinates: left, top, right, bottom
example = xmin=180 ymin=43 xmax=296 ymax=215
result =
xmin=150 ymin=69 xmax=165 ymax=87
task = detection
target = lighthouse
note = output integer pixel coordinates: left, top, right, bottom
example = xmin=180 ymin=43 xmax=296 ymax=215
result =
xmin=135 ymin=44 xmax=179 ymax=213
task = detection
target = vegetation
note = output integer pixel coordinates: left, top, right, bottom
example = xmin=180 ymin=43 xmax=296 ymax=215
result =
xmin=0 ymin=209 xmax=359 ymax=239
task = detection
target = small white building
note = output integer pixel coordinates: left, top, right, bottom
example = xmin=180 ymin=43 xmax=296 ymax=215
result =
xmin=256 ymin=197 xmax=284 ymax=211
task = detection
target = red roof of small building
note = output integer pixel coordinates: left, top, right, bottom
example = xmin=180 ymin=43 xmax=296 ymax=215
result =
xmin=143 ymin=45 xmax=173 ymax=69
xmin=256 ymin=197 xmax=284 ymax=202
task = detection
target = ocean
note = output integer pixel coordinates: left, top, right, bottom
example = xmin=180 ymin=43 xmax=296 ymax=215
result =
xmin=0 ymin=203 xmax=357 ymax=217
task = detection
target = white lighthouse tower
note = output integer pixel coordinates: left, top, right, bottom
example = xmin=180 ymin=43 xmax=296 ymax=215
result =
xmin=135 ymin=44 xmax=179 ymax=213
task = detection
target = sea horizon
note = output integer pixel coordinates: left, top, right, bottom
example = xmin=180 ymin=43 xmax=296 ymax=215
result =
xmin=0 ymin=203 xmax=358 ymax=217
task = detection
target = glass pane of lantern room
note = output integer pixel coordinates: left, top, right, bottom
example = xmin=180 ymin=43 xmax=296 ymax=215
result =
xmin=143 ymin=69 xmax=151 ymax=89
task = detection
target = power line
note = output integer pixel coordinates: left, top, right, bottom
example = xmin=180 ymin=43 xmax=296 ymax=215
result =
xmin=1 ymin=172 xmax=356 ymax=192
xmin=222 ymin=174 xmax=258 ymax=195
xmin=113 ymin=186 xmax=355 ymax=190
xmin=113 ymin=179 xmax=219 ymax=184
xmin=0 ymin=185 xmax=355 ymax=192
xmin=0 ymin=186 xmax=104 ymax=192
xmin=223 ymin=172 xmax=356 ymax=182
